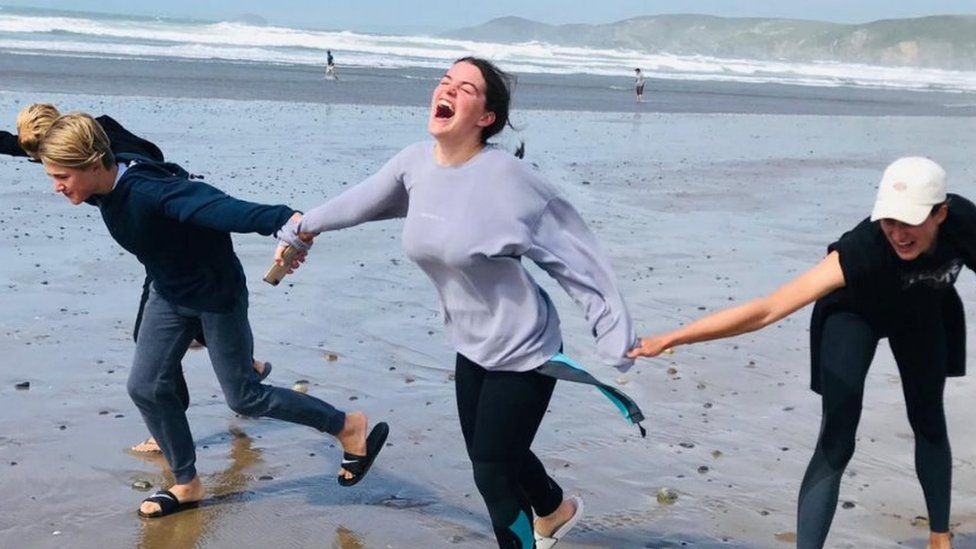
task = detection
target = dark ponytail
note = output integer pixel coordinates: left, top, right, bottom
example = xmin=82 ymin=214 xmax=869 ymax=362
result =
xmin=514 ymin=142 xmax=525 ymax=159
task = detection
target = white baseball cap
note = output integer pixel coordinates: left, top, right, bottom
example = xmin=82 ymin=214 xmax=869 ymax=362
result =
xmin=870 ymin=156 xmax=947 ymax=226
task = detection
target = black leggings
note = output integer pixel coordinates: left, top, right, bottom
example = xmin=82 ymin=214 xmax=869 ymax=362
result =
xmin=797 ymin=311 xmax=951 ymax=548
xmin=455 ymin=354 xmax=564 ymax=549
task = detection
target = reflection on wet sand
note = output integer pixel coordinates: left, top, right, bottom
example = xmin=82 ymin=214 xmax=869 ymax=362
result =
xmin=136 ymin=426 xmax=262 ymax=549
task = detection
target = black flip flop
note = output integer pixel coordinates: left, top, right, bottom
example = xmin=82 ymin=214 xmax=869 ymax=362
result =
xmin=137 ymin=489 xmax=201 ymax=518
xmin=337 ymin=422 xmax=390 ymax=487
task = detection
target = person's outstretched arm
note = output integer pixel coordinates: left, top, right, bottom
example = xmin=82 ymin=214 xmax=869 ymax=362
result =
xmin=0 ymin=130 xmax=29 ymax=158
xmin=274 ymin=147 xmax=410 ymax=262
xmin=294 ymin=153 xmax=408 ymax=235
xmin=95 ymin=115 xmax=165 ymax=162
xmin=526 ymin=195 xmax=637 ymax=372
xmin=629 ymin=251 xmax=845 ymax=358
xmin=155 ymin=177 xmax=295 ymax=235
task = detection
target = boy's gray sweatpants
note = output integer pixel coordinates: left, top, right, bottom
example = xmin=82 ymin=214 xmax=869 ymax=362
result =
xmin=128 ymin=286 xmax=346 ymax=483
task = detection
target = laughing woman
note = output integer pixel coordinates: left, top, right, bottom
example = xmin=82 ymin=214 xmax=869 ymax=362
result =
xmin=277 ymin=57 xmax=638 ymax=548
xmin=629 ymin=157 xmax=969 ymax=549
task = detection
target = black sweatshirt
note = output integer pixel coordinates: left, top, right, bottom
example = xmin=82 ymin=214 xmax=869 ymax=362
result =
xmin=0 ymin=114 xmax=163 ymax=161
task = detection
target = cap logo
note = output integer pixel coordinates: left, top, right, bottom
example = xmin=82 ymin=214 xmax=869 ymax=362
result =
xmin=893 ymin=181 xmax=908 ymax=191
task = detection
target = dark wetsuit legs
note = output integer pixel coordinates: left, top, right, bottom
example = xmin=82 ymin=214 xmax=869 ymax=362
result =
xmin=798 ymin=312 xmax=877 ymax=548
xmin=890 ymin=316 xmax=951 ymax=532
xmin=455 ymin=354 xmax=564 ymax=549
xmin=798 ymin=311 xmax=952 ymax=548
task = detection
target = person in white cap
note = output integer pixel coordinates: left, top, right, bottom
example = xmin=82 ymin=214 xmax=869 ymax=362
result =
xmin=629 ymin=156 xmax=968 ymax=549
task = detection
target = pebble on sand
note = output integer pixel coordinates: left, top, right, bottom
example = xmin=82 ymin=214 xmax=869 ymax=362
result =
xmin=15 ymin=381 xmax=30 ymax=390
xmin=131 ymin=480 xmax=152 ymax=491
xmin=656 ymin=487 xmax=678 ymax=504
xmin=292 ymin=380 xmax=310 ymax=393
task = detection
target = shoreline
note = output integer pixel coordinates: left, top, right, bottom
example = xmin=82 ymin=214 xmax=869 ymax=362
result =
xmin=2 ymin=51 xmax=976 ymax=116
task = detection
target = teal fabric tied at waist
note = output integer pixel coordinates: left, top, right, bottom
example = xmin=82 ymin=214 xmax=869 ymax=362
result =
xmin=538 ymin=352 xmax=647 ymax=438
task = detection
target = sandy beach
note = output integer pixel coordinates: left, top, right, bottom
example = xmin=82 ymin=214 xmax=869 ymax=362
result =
xmin=1 ymin=82 xmax=976 ymax=549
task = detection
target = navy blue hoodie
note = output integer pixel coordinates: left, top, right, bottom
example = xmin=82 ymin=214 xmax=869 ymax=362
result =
xmin=94 ymin=154 xmax=294 ymax=312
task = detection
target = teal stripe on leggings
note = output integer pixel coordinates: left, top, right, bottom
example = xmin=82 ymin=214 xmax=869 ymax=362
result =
xmin=509 ymin=510 xmax=534 ymax=549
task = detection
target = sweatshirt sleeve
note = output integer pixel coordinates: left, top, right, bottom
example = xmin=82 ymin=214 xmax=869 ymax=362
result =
xmin=942 ymin=194 xmax=976 ymax=272
xmin=827 ymin=218 xmax=879 ymax=296
xmin=526 ymin=196 xmax=637 ymax=372
xmin=297 ymin=151 xmax=408 ymax=234
xmin=156 ymin=179 xmax=295 ymax=235
xmin=0 ymin=130 xmax=29 ymax=158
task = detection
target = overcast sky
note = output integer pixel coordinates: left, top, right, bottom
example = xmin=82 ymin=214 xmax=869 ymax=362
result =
xmin=6 ymin=1 xmax=976 ymax=34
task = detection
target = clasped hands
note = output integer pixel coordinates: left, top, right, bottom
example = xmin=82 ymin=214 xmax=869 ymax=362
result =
xmin=274 ymin=212 xmax=317 ymax=275
xmin=626 ymin=335 xmax=674 ymax=359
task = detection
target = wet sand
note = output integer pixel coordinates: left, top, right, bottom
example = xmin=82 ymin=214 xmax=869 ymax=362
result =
xmin=1 ymin=90 xmax=976 ymax=548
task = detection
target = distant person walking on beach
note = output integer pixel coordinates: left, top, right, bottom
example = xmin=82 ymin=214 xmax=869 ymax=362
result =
xmin=277 ymin=57 xmax=640 ymax=548
xmin=36 ymin=112 xmax=389 ymax=518
xmin=4 ymin=103 xmax=272 ymax=455
xmin=634 ymin=68 xmax=645 ymax=102
xmin=629 ymin=157 xmax=963 ymax=549
xmin=325 ymin=49 xmax=338 ymax=80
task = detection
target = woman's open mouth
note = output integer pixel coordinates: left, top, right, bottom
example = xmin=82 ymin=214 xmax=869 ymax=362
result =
xmin=435 ymin=99 xmax=455 ymax=119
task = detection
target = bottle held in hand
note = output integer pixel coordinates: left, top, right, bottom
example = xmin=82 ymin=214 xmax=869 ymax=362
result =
xmin=264 ymin=245 xmax=298 ymax=286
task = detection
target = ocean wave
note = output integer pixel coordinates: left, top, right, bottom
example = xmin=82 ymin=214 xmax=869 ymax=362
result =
xmin=1 ymin=12 xmax=976 ymax=92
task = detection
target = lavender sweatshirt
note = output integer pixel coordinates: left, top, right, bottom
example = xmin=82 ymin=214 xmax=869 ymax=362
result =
xmin=295 ymin=141 xmax=636 ymax=372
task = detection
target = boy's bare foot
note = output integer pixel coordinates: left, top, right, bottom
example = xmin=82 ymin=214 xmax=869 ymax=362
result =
xmin=130 ymin=436 xmax=161 ymax=453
